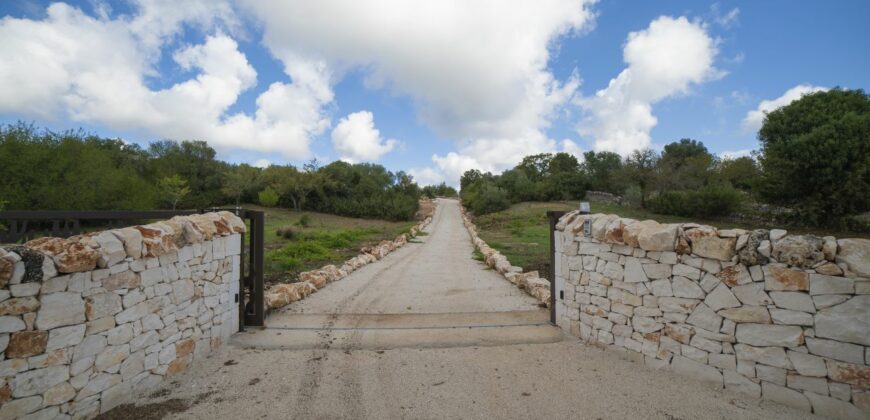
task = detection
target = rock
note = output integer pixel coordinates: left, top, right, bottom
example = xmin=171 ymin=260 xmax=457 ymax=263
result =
xmin=95 ymin=344 xmax=130 ymax=371
xmin=738 ymin=230 xmax=770 ymax=266
xmin=809 ymin=273 xmax=853 ymax=295
xmin=813 ymin=296 xmax=870 ymax=346
xmin=731 ymin=283 xmax=773 ymax=306
xmin=806 ymin=337 xmax=865 ymax=364
xmin=85 ymin=293 xmax=123 ymax=321
xmin=12 ymin=365 xmax=69 ymax=398
xmin=762 ymin=382 xmax=810 ymax=411
xmin=685 ymin=228 xmax=736 ymax=261
xmin=642 ymin=263 xmax=671 ymax=280
xmin=826 ymin=360 xmax=870 ymax=388
xmin=672 ymin=276 xmax=705 ymax=299
xmin=734 ymin=344 xmax=791 ymax=369
xmin=36 ymin=292 xmax=85 ymax=330
xmin=603 ymin=218 xmax=629 ymax=244
xmin=769 ymin=309 xmax=813 ymax=326
xmin=135 ymin=225 xmax=177 ymax=257
xmin=0 ymin=316 xmax=26 ymax=333
xmin=103 ymin=271 xmax=140 ymax=291
xmin=787 ymin=350 xmax=827 ymax=377
xmin=806 ymin=392 xmax=867 ymax=420
xmin=717 ymin=265 xmax=751 ymax=287
xmin=0 ymin=257 xmax=14 ymax=288
xmin=822 ymin=236 xmax=837 ymax=261
xmin=172 ymin=279 xmax=195 ymax=304
xmin=687 ymin=303 xmax=722 ymax=332
xmin=636 ymin=223 xmax=678 ymax=252
xmin=623 ymin=257 xmax=647 ymax=283
xmin=658 ymin=297 xmax=699 ymax=314
xmin=719 ymin=306 xmax=771 ymax=323
xmin=771 ymin=235 xmax=824 ymax=268
xmin=631 ymin=316 xmax=662 ymax=333
xmin=663 ymin=324 xmax=692 ymax=344
xmin=815 ymin=262 xmax=843 ymax=276
xmin=43 ymin=381 xmax=76 ymax=405
xmin=0 ymin=297 xmax=40 ymax=316
xmin=673 ymin=264 xmax=701 ymax=280
xmin=23 ymin=237 xmax=99 ymax=273
xmin=763 ymin=266 xmax=808 ymax=291
xmin=813 ymin=294 xmax=851 ymax=310
xmin=735 ymin=324 xmax=804 ymax=347
xmin=770 ymin=229 xmax=788 ymax=241
xmin=95 ymin=231 xmax=127 ymax=267
xmin=836 ymin=238 xmax=870 ymax=277
xmin=704 ymin=283 xmax=740 ymax=311
xmin=6 ymin=330 xmax=48 ymax=358
xmin=724 ymin=370 xmax=760 ymax=398
xmin=769 ymin=291 xmax=816 ymax=313
xmin=671 ymin=355 xmax=723 ymax=387
xmin=0 ymin=395 xmax=42 ymax=419
xmin=46 ymin=324 xmax=86 ymax=351
xmin=75 ymin=372 xmax=120 ymax=400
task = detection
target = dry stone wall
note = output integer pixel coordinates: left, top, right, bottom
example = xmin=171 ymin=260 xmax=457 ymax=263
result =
xmin=460 ymin=208 xmax=551 ymax=306
xmin=0 ymin=212 xmax=244 ymax=419
xmin=555 ymin=211 xmax=870 ymax=419
xmin=264 ymin=213 xmax=434 ymax=311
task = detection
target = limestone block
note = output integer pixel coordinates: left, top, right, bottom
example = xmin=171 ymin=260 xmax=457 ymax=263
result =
xmin=672 ymin=276 xmax=704 ymax=299
xmin=769 ymin=291 xmax=815 ymax=313
xmin=813 ymin=296 xmax=870 ymax=346
xmin=36 ymin=292 xmax=85 ymax=330
xmin=763 ymin=266 xmax=808 ymax=291
xmin=836 ymin=238 xmax=870 ymax=277
xmin=735 ymin=323 xmax=804 ymax=347
xmin=809 ymin=273 xmax=854 ymax=295
xmin=671 ymin=355 xmax=723 ymax=387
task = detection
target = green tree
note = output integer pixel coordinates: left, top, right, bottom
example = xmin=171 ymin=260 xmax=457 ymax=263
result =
xmin=657 ymin=139 xmax=714 ymax=191
xmin=620 ymin=149 xmax=659 ymax=208
xmin=714 ymin=156 xmax=760 ymax=191
xmin=582 ymin=151 xmax=623 ymax=193
xmin=258 ymin=186 xmax=280 ymax=207
xmin=222 ymin=164 xmax=259 ymax=206
xmin=158 ymin=175 xmax=190 ymax=210
xmin=757 ymin=88 xmax=870 ymax=223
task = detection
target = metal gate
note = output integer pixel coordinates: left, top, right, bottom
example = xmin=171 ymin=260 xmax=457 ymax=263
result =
xmin=0 ymin=208 xmax=265 ymax=329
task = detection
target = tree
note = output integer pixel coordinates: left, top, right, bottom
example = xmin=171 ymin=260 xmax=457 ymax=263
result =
xmin=582 ymin=151 xmax=623 ymax=193
xmin=715 ymin=156 xmax=760 ymax=191
xmin=620 ymin=149 xmax=659 ymax=208
xmin=757 ymin=88 xmax=870 ymax=222
xmin=158 ymin=175 xmax=190 ymax=210
xmin=657 ymin=139 xmax=714 ymax=191
xmin=222 ymin=164 xmax=259 ymax=206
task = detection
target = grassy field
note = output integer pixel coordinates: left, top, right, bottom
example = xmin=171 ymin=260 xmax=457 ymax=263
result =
xmin=472 ymin=200 xmax=867 ymax=280
xmin=240 ymin=205 xmax=416 ymax=284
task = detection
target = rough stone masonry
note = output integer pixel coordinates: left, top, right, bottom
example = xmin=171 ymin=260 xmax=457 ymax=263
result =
xmin=555 ymin=211 xmax=870 ymax=419
xmin=0 ymin=212 xmax=244 ymax=419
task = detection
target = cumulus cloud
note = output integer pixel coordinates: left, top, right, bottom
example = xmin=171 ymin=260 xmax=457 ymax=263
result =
xmin=561 ymin=139 xmax=585 ymax=160
xmin=331 ymin=111 xmax=397 ymax=162
xmin=576 ymin=16 xmax=720 ymax=155
xmin=408 ymin=167 xmax=446 ymax=187
xmin=741 ymin=84 xmax=828 ymax=133
xmin=241 ymin=0 xmax=595 ymax=182
xmin=0 ymin=1 xmax=329 ymax=159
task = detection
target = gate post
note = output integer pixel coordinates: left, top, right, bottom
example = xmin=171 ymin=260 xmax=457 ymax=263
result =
xmin=547 ymin=211 xmax=566 ymax=325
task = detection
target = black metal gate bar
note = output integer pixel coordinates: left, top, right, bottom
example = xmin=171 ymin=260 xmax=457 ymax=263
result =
xmin=244 ymin=210 xmax=265 ymax=327
xmin=547 ymin=210 xmax=566 ymax=325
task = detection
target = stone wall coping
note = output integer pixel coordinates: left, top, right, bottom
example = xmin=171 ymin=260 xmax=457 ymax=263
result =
xmin=0 ymin=211 xmax=245 ymax=288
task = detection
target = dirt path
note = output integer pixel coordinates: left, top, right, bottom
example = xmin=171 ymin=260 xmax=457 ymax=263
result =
xmin=101 ymin=198 xmax=822 ymax=420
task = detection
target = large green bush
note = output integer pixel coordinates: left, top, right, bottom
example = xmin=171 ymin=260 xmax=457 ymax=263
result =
xmin=647 ymin=185 xmax=744 ymax=218
xmin=757 ymin=88 xmax=870 ymax=224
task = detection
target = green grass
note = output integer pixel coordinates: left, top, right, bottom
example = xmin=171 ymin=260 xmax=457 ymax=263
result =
xmin=240 ymin=204 xmax=416 ymax=283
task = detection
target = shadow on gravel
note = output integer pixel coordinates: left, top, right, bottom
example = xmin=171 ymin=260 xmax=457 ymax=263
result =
xmin=96 ymin=391 xmax=215 ymax=420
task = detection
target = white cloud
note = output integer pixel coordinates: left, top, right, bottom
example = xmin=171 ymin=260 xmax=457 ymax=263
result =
xmin=240 ymin=0 xmax=595 ymax=181
xmin=713 ymin=6 xmax=740 ymax=28
xmin=718 ymin=149 xmax=753 ymax=159
xmin=0 ymin=1 xmax=328 ymax=159
xmin=741 ymin=84 xmax=828 ymax=133
xmin=331 ymin=111 xmax=397 ymax=162
xmin=576 ymin=16 xmax=720 ymax=155
xmin=253 ymin=159 xmax=272 ymax=168
xmin=408 ymin=167 xmax=445 ymax=187
xmin=561 ymin=139 xmax=585 ymax=160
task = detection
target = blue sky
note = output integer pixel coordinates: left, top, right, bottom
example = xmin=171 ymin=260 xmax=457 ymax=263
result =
xmin=1 ymin=0 xmax=867 ymax=185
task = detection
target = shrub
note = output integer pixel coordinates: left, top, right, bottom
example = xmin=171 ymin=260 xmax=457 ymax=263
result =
xmin=258 ymin=186 xmax=279 ymax=207
xmin=469 ymin=185 xmax=511 ymax=215
xmin=297 ymin=214 xmax=312 ymax=227
xmin=647 ymin=185 xmax=744 ymax=218
xmin=276 ymin=226 xmax=298 ymax=240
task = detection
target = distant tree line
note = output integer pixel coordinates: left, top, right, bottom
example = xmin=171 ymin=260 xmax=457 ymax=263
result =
xmin=0 ymin=123 xmax=425 ymax=221
xmin=462 ymin=89 xmax=870 ymax=229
